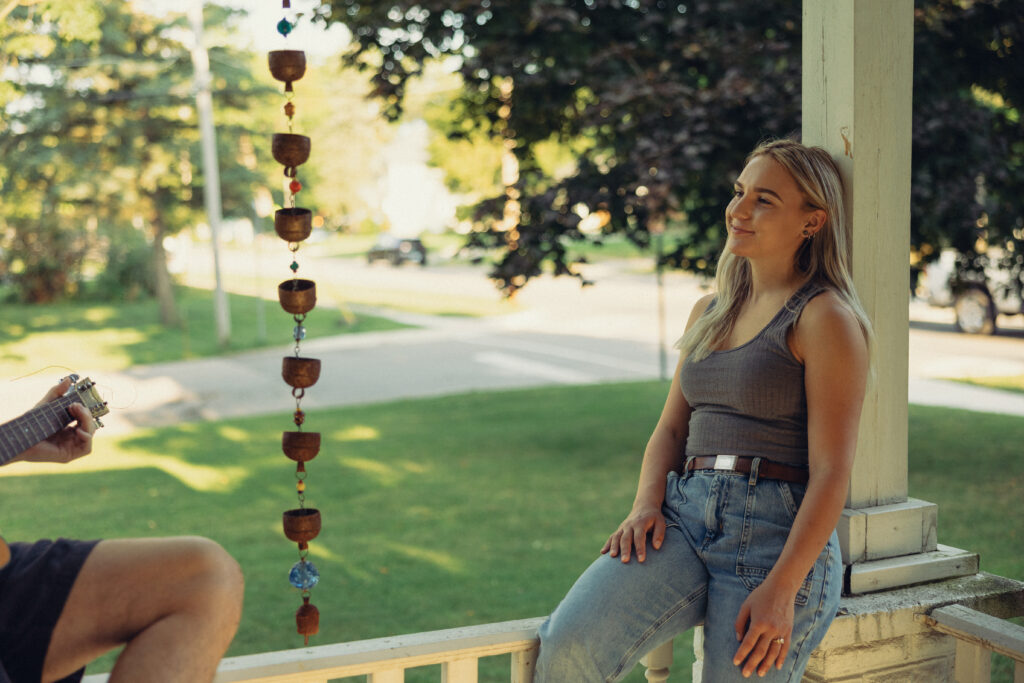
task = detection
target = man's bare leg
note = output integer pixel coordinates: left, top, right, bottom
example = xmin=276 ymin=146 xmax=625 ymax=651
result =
xmin=41 ymin=537 xmax=244 ymax=683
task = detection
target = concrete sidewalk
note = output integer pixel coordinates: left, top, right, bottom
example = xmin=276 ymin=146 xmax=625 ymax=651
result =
xmin=3 ymin=262 xmax=1022 ymax=434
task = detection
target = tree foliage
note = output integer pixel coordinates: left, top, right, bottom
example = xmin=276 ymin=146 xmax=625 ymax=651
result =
xmin=0 ymin=2 xmax=268 ymax=312
xmin=317 ymin=0 xmax=1023 ymax=297
xmin=911 ymin=0 xmax=1024 ymax=297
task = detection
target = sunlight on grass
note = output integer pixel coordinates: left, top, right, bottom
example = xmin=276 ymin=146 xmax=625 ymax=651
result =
xmin=2 ymin=328 xmax=147 ymax=373
xmin=0 ymin=288 xmax=412 ymax=377
xmin=327 ymin=283 xmax=518 ymax=318
xmin=83 ymin=307 xmax=117 ymax=323
xmin=339 ymin=456 xmax=400 ymax=485
xmin=217 ymin=425 xmax=251 ymax=442
xmin=0 ymin=450 xmax=248 ymax=492
xmin=380 ymin=540 xmax=466 ymax=575
xmin=334 ymin=424 xmax=381 ymax=441
xmin=951 ymin=374 xmax=1024 ymax=395
xmin=308 ymin=544 xmax=340 ymax=561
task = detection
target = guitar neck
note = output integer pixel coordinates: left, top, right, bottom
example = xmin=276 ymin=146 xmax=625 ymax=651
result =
xmin=0 ymin=395 xmax=79 ymax=466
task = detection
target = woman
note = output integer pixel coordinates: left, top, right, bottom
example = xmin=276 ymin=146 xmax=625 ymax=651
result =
xmin=534 ymin=139 xmax=871 ymax=682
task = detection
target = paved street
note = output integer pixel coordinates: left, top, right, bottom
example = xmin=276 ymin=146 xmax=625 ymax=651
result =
xmin=4 ymin=255 xmax=1023 ymax=434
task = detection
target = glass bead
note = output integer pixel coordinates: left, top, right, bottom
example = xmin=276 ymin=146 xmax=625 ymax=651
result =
xmin=289 ymin=559 xmax=320 ymax=590
xmin=297 ymin=480 xmax=306 ymax=493
xmin=289 ymin=179 xmax=302 ymax=193
xmin=277 ymin=18 xmax=293 ymax=36
xmin=284 ymin=102 xmax=295 ymax=117
xmin=293 ymin=324 xmax=306 ymax=341
xmin=290 ymin=260 xmax=300 ymax=273
xmin=294 ymin=410 xmax=305 ymax=426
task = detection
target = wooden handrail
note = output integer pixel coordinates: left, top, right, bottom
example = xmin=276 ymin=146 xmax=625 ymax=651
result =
xmin=81 ymin=617 xmax=680 ymax=683
xmin=84 ymin=618 xmax=547 ymax=683
xmin=918 ymin=604 xmax=1024 ymax=682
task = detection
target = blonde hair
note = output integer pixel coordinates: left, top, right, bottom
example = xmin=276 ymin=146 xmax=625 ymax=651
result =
xmin=677 ymin=138 xmax=873 ymax=361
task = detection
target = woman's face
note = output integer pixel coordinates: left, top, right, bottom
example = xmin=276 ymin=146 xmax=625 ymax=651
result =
xmin=724 ymin=155 xmax=822 ymax=265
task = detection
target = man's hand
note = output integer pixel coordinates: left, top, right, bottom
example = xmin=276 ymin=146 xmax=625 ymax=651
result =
xmin=11 ymin=378 xmax=97 ymax=465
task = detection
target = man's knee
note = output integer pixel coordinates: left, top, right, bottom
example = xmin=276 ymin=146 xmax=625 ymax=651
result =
xmin=177 ymin=537 xmax=244 ymax=618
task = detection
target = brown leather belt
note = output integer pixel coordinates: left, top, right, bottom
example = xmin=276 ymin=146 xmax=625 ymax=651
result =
xmin=680 ymin=455 xmax=809 ymax=485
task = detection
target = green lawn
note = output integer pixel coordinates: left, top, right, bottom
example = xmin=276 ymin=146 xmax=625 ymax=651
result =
xmin=0 ymin=383 xmax=1020 ymax=681
xmin=954 ymin=374 xmax=1024 ymax=395
xmin=0 ymin=287 xmax=410 ymax=376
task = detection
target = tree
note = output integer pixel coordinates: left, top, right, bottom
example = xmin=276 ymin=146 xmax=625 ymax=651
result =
xmin=0 ymin=1 xmax=268 ymax=318
xmin=911 ymin=0 xmax=1024 ymax=298
xmin=317 ymin=0 xmax=1023 ymax=299
xmin=316 ymin=0 xmax=802 ymax=293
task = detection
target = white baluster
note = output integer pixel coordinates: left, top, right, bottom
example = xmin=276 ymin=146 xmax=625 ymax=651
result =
xmin=441 ymin=657 xmax=478 ymax=683
xmin=641 ymin=639 xmax=674 ymax=682
xmin=512 ymin=645 xmax=538 ymax=683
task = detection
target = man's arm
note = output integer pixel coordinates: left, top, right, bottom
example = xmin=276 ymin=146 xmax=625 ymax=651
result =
xmin=4 ymin=377 xmax=97 ymax=466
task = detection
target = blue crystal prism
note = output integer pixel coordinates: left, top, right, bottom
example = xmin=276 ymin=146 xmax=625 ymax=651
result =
xmin=293 ymin=324 xmax=306 ymax=341
xmin=289 ymin=559 xmax=320 ymax=590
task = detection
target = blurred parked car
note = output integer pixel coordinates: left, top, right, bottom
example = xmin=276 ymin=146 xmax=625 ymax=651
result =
xmin=366 ymin=234 xmax=427 ymax=266
xmin=920 ymin=249 xmax=1023 ymax=334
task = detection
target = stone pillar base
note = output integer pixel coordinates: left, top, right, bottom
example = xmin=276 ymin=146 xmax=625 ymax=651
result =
xmin=804 ymin=573 xmax=1024 ymax=682
xmin=691 ymin=573 xmax=1024 ymax=682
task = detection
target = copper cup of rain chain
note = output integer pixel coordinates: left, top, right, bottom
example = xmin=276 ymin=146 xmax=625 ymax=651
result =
xmin=278 ymin=278 xmax=316 ymax=315
xmin=282 ymin=356 xmax=321 ymax=389
xmin=268 ymin=50 xmax=306 ymax=89
xmin=296 ymin=600 xmax=319 ymax=636
xmin=272 ymin=133 xmax=310 ymax=167
xmin=275 ymin=208 xmax=312 ymax=243
xmin=282 ymin=508 xmax=321 ymax=543
xmin=282 ymin=431 xmax=321 ymax=462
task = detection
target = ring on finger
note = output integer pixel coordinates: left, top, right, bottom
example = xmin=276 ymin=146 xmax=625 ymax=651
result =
xmin=772 ymin=637 xmax=785 ymax=645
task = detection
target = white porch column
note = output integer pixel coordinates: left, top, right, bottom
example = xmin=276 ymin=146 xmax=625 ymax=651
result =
xmin=785 ymin=2 xmax=1024 ymax=680
xmin=801 ymin=0 xmax=977 ymax=593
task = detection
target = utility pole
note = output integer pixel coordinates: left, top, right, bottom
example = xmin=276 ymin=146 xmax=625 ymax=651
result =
xmin=188 ymin=0 xmax=231 ymax=346
xmin=650 ymin=216 xmax=668 ymax=382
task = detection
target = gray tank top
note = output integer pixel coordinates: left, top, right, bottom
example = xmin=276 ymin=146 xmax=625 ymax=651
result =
xmin=679 ymin=280 xmax=827 ymax=466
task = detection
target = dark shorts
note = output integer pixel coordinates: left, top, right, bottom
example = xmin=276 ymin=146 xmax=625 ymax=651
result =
xmin=0 ymin=538 xmax=100 ymax=683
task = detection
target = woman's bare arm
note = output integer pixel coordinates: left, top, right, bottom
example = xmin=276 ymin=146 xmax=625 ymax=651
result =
xmin=601 ymin=293 xmax=714 ymax=563
xmin=732 ymin=291 xmax=868 ymax=676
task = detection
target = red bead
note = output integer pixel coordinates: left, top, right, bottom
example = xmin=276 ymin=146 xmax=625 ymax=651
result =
xmin=289 ymin=179 xmax=302 ymax=193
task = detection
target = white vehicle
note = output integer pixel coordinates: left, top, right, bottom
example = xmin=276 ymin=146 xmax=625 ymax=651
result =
xmin=920 ymin=249 xmax=1024 ymax=334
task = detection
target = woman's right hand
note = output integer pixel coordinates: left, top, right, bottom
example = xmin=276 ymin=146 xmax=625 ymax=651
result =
xmin=601 ymin=504 xmax=667 ymax=563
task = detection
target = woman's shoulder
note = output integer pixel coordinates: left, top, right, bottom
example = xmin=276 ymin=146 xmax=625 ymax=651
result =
xmin=792 ymin=289 xmax=868 ymax=360
xmin=686 ymin=292 xmax=717 ymax=328
xmin=800 ymin=288 xmax=859 ymax=326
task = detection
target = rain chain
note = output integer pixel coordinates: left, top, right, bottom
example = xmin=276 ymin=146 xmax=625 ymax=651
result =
xmin=269 ymin=2 xmax=321 ymax=645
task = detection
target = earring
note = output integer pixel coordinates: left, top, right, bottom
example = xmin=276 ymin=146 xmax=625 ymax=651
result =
xmin=802 ymin=229 xmax=811 ymax=238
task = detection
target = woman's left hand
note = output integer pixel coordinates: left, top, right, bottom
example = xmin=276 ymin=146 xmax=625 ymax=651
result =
xmin=732 ymin=579 xmax=796 ymax=677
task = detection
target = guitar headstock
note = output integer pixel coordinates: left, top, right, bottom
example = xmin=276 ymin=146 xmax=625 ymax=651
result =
xmin=66 ymin=375 xmax=110 ymax=428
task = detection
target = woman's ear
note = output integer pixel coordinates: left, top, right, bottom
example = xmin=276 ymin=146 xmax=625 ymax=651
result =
xmin=804 ymin=208 xmax=827 ymax=236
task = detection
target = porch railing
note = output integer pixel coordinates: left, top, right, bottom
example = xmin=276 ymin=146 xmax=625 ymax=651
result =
xmin=81 ymin=602 xmax=1024 ymax=683
xmin=82 ymin=617 xmax=676 ymax=683
xmin=918 ymin=604 xmax=1024 ymax=683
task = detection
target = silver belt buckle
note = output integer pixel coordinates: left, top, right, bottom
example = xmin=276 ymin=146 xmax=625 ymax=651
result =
xmin=714 ymin=454 xmax=738 ymax=470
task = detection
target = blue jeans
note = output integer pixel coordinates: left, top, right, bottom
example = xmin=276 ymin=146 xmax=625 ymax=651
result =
xmin=535 ymin=462 xmax=842 ymax=682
